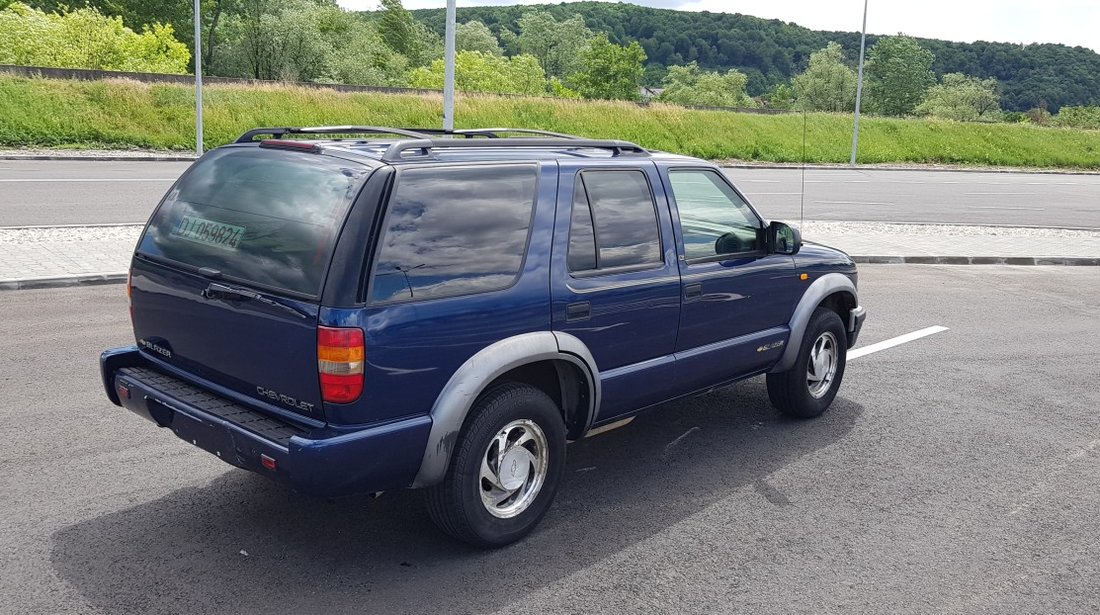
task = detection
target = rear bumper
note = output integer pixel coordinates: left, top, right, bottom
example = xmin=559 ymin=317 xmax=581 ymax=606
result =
xmin=100 ymin=347 xmax=431 ymax=497
xmin=848 ymin=306 xmax=867 ymax=348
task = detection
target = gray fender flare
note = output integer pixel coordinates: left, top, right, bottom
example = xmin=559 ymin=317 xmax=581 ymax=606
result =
xmin=770 ymin=273 xmax=857 ymax=373
xmin=411 ymin=331 xmax=600 ymax=488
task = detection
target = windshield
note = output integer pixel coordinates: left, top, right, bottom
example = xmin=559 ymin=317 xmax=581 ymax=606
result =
xmin=137 ymin=147 xmax=369 ymax=297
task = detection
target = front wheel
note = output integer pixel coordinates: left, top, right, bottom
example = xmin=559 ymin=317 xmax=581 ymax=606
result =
xmin=767 ymin=307 xmax=847 ymax=418
xmin=425 ymin=383 xmax=566 ymax=548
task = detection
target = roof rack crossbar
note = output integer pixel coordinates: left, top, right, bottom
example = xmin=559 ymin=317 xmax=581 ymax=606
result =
xmin=235 ymin=126 xmax=432 ymax=143
xmin=450 ymin=128 xmax=583 ymax=139
xmin=381 ymin=138 xmax=649 ymax=162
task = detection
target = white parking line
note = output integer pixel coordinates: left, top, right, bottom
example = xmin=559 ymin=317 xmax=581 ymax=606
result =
xmin=848 ymin=325 xmax=949 ymax=360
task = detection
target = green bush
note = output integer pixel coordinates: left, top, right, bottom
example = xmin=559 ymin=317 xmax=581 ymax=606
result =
xmin=0 ymin=3 xmax=189 ymax=74
xmin=1054 ymin=106 xmax=1100 ymax=130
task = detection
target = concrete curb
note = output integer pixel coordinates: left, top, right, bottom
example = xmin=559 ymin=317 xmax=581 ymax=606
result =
xmin=718 ymin=162 xmax=1100 ymax=176
xmin=851 ymin=256 xmax=1100 ymax=266
xmin=1 ymin=152 xmax=1097 ymax=176
xmin=0 ymin=154 xmax=196 ymax=162
xmin=3 ymin=256 xmax=1098 ymax=291
xmin=0 ymin=272 xmax=127 ymax=291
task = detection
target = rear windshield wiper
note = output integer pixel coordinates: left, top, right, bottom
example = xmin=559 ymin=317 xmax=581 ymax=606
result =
xmin=201 ymin=282 xmax=309 ymax=319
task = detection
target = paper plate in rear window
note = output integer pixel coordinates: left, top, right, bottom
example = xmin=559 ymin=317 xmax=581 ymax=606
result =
xmin=137 ymin=148 xmax=370 ymax=297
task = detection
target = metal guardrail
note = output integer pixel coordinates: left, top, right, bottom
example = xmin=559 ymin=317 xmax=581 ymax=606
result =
xmin=0 ymin=64 xmax=792 ymax=115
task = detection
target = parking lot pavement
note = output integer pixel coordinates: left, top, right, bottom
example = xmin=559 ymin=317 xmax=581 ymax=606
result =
xmin=2 ymin=265 xmax=1098 ymax=614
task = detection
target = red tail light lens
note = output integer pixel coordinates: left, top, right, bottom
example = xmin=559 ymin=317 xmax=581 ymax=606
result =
xmin=318 ymin=326 xmax=364 ymax=403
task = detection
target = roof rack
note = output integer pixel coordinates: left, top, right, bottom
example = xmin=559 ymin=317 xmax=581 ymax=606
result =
xmin=394 ymin=127 xmax=582 ymax=139
xmin=381 ymin=138 xmax=649 ymax=162
xmin=235 ymin=126 xmax=431 ymax=143
xmin=451 ymin=128 xmax=582 ymax=139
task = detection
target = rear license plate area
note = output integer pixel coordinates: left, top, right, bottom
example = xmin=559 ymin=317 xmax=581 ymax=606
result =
xmin=152 ymin=399 xmax=237 ymax=462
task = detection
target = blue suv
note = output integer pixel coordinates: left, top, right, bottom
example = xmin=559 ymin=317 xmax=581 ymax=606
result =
xmin=100 ymin=126 xmax=865 ymax=547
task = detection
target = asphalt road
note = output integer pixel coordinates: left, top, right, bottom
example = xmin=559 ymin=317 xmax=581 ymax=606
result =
xmin=1 ymin=160 xmax=1098 ymax=228
xmin=2 ymin=265 xmax=1098 ymax=614
xmin=0 ymin=160 xmax=191 ymax=227
xmin=726 ymin=167 xmax=1100 ymax=229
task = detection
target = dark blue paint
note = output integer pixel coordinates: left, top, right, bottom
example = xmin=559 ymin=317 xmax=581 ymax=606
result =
xmin=101 ymin=138 xmax=860 ymax=498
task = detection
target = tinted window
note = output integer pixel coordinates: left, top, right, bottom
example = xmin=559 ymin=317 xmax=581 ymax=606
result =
xmin=138 ymin=148 xmax=368 ymax=297
xmin=567 ymin=180 xmax=598 ymax=272
xmin=369 ymin=165 xmax=537 ymax=303
xmin=668 ymin=170 xmax=763 ymax=260
xmin=572 ymin=170 xmax=662 ymax=272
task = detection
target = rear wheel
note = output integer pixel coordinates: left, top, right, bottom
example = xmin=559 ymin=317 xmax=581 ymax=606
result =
xmin=425 ymin=383 xmax=566 ymax=548
xmin=767 ymin=307 xmax=847 ymax=418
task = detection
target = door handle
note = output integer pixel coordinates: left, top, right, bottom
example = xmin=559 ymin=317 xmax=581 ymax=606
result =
xmin=566 ymin=301 xmax=591 ymax=322
xmin=684 ymin=283 xmax=702 ymax=300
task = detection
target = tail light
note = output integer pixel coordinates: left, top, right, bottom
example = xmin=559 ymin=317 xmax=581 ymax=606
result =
xmin=317 ymin=326 xmax=364 ymax=403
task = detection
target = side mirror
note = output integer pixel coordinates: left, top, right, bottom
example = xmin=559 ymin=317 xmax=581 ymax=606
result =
xmin=768 ymin=221 xmax=802 ymax=256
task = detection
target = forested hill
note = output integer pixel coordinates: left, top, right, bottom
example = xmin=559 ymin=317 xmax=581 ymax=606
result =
xmin=410 ymin=1 xmax=1100 ymax=112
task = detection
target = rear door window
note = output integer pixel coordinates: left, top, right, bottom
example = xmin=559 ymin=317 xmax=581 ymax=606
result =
xmin=368 ymin=165 xmax=538 ymax=303
xmin=137 ymin=147 xmax=369 ymax=297
xmin=567 ymin=170 xmax=662 ymax=274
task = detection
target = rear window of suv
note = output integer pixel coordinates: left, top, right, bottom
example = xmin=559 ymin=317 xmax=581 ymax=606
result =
xmin=368 ymin=165 xmax=538 ymax=304
xmin=137 ymin=148 xmax=370 ymax=297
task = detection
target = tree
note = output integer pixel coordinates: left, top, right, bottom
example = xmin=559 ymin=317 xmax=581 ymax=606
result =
xmin=377 ymin=0 xmax=416 ymax=59
xmin=0 ymin=2 xmax=190 ymax=73
xmin=216 ymin=0 xmax=404 ymax=84
xmin=763 ymin=83 xmax=795 ymax=109
xmin=512 ymin=10 xmax=592 ymax=79
xmin=568 ymin=34 xmax=646 ymax=101
xmin=407 ymin=51 xmax=546 ymax=96
xmin=864 ymin=35 xmax=935 ymax=116
xmin=455 ymin=20 xmax=501 ymax=56
xmin=314 ymin=5 xmax=407 ymax=85
xmin=657 ymin=62 xmax=755 ymax=108
xmin=791 ymin=42 xmax=856 ymax=112
xmin=916 ymin=73 xmax=1001 ymax=121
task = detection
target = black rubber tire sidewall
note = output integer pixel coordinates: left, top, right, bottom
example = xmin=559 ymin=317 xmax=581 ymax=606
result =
xmin=767 ymin=308 xmax=848 ymax=419
xmin=428 ymin=383 xmax=566 ymax=547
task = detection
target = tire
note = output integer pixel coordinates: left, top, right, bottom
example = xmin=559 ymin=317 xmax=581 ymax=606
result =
xmin=425 ymin=382 xmax=567 ymax=548
xmin=767 ymin=307 xmax=847 ymax=419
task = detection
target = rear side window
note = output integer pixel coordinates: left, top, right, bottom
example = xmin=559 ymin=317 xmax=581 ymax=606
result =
xmin=369 ymin=165 xmax=538 ymax=303
xmin=138 ymin=148 xmax=369 ymax=297
xmin=567 ymin=170 xmax=662 ymax=273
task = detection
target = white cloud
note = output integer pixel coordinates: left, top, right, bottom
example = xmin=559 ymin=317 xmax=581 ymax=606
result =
xmin=336 ymin=0 xmax=1100 ymax=53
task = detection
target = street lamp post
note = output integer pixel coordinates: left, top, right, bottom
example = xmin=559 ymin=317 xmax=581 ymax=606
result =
xmin=194 ymin=0 xmax=203 ymax=156
xmin=850 ymin=0 xmax=868 ymax=167
xmin=443 ymin=0 xmax=456 ymax=132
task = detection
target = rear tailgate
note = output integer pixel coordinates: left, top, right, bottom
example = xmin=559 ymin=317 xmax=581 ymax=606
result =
xmin=128 ymin=146 xmax=371 ymax=421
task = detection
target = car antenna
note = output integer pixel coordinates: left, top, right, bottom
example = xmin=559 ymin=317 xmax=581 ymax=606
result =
xmin=800 ymin=108 xmax=807 ymax=230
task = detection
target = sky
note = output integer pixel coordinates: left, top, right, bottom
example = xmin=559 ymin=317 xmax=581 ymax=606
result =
xmin=335 ymin=0 xmax=1100 ymax=53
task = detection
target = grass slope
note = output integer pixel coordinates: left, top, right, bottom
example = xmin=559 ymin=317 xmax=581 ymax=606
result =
xmin=2 ymin=76 xmax=1099 ymax=168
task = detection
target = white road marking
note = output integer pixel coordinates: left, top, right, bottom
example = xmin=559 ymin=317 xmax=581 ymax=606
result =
xmin=0 ymin=178 xmax=176 ymax=182
xmin=848 ymin=325 xmax=949 ymax=360
xmin=972 ymin=206 xmax=1045 ymax=211
xmin=815 ymin=200 xmax=892 ymax=205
